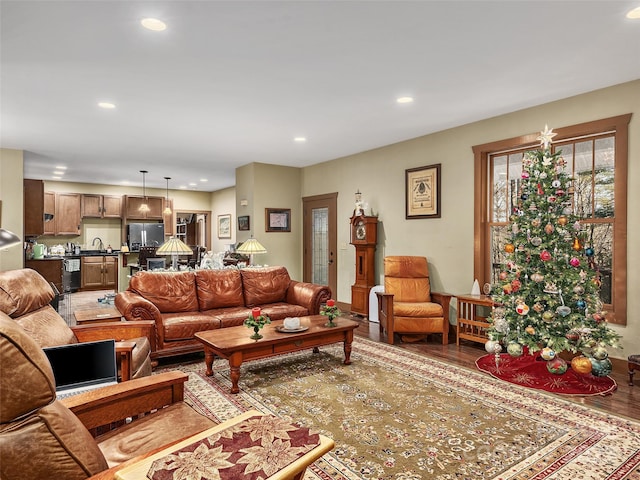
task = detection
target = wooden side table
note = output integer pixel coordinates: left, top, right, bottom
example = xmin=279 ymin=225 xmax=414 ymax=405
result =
xmin=455 ymin=294 xmax=494 ymax=346
xmin=74 ymin=306 xmax=122 ymax=325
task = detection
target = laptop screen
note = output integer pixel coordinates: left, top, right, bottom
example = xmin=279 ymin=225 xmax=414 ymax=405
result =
xmin=43 ymin=339 xmax=117 ymax=391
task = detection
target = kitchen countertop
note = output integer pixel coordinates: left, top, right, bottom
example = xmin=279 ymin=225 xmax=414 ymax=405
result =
xmin=32 ymin=251 xmax=122 ymax=260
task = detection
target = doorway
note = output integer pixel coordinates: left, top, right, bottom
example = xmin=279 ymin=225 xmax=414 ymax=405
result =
xmin=175 ymin=210 xmax=211 ymax=250
xmin=302 ymin=193 xmax=338 ymax=298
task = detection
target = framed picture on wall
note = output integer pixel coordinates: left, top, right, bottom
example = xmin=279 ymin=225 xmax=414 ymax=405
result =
xmin=405 ymin=163 xmax=441 ymax=219
xmin=218 ymin=214 xmax=231 ymax=238
xmin=265 ymin=208 xmax=291 ymax=232
xmin=238 ymin=215 xmax=250 ymax=231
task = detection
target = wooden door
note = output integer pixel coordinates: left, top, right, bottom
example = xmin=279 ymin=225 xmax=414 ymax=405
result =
xmin=302 ymin=193 xmax=338 ymax=298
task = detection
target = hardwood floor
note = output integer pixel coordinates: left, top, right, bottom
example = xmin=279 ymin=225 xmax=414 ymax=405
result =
xmin=349 ymin=315 xmax=640 ymax=421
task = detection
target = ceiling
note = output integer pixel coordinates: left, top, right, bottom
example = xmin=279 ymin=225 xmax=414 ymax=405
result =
xmin=2 ymin=1 xmax=639 ymax=192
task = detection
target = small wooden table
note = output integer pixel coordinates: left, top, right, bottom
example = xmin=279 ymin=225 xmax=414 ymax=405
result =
xmin=455 ymin=294 xmax=494 ymax=346
xmin=196 ymin=315 xmax=359 ymax=394
xmin=74 ymin=306 xmax=122 ymax=325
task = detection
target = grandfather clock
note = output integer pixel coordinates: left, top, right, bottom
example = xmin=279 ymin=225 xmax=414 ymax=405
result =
xmin=350 ymin=215 xmax=378 ymax=317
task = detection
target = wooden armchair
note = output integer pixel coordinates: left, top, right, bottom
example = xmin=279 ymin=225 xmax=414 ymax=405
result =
xmin=376 ymin=256 xmax=452 ymax=345
xmin=0 ymin=311 xmax=216 ymax=480
xmin=0 ymin=268 xmax=154 ymax=381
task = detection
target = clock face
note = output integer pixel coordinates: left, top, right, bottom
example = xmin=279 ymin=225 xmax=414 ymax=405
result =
xmin=356 ymin=222 xmax=366 ymax=240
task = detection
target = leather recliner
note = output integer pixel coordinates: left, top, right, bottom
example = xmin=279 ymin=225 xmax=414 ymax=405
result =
xmin=376 ymin=256 xmax=452 ymax=345
xmin=0 ymin=311 xmax=216 ymax=479
xmin=0 ymin=268 xmax=153 ymax=380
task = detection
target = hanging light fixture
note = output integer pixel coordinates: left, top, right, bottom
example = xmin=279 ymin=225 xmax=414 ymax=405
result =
xmin=139 ymin=170 xmax=150 ymax=213
xmin=163 ymin=177 xmax=172 ymax=215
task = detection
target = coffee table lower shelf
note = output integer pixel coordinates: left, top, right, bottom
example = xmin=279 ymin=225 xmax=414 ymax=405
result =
xmin=195 ymin=315 xmax=359 ymax=394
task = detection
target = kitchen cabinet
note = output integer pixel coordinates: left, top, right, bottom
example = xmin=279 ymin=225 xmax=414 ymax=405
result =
xmin=81 ymin=256 xmax=117 ymax=290
xmin=23 ymin=179 xmax=45 ymax=237
xmin=82 ymin=194 xmax=122 ymax=218
xmin=54 ymin=193 xmax=81 ymax=235
xmin=43 ymin=192 xmax=56 ymax=235
xmin=25 ymin=258 xmax=63 ymax=293
xmin=124 ymin=195 xmax=164 ymax=220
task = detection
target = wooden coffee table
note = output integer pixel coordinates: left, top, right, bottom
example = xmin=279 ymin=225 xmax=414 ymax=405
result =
xmin=74 ymin=306 xmax=122 ymax=325
xmin=195 ymin=315 xmax=359 ymax=394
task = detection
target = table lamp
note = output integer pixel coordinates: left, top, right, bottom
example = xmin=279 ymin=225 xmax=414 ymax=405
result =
xmin=236 ymin=237 xmax=267 ymax=265
xmin=156 ymin=236 xmax=193 ymax=270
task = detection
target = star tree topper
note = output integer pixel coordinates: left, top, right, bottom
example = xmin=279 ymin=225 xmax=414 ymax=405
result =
xmin=537 ymin=124 xmax=557 ymax=148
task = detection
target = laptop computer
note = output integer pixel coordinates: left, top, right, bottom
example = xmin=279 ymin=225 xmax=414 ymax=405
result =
xmin=43 ymin=339 xmax=118 ymax=399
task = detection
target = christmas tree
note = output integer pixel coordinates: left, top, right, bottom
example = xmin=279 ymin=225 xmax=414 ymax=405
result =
xmin=486 ymin=126 xmax=621 ymax=376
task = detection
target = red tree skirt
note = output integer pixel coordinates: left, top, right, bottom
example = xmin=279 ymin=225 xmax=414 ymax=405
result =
xmin=476 ymin=352 xmax=617 ymax=396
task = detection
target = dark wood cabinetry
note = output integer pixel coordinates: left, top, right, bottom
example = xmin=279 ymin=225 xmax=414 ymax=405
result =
xmin=54 ymin=193 xmax=81 ymax=235
xmin=43 ymin=192 xmax=56 ymax=235
xmin=82 ymin=194 xmax=122 ymax=218
xmin=23 ymin=179 xmax=45 ymax=237
xmin=81 ymin=256 xmax=117 ymax=290
xmin=124 ymin=196 xmax=164 ymax=220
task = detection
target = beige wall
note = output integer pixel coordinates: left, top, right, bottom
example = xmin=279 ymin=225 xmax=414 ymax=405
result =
xmin=301 ymin=80 xmax=640 ymax=359
xmin=0 ymin=149 xmax=24 ymax=271
xmin=210 ymin=186 xmax=236 ymax=253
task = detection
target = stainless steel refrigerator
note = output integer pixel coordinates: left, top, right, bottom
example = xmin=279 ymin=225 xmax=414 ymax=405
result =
xmin=127 ymin=223 xmax=165 ymax=251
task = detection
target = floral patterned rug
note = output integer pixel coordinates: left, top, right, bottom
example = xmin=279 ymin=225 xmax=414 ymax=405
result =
xmin=157 ymin=338 xmax=640 ymax=480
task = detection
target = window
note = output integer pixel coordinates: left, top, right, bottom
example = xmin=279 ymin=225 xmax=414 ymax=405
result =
xmin=473 ymin=115 xmax=631 ymax=325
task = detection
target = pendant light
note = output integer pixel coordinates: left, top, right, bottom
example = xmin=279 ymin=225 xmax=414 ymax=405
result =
xmin=163 ymin=177 xmax=172 ymax=215
xmin=139 ymin=170 xmax=150 ymax=213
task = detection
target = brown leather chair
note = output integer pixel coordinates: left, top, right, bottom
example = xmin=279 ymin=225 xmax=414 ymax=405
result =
xmin=0 ymin=311 xmax=216 ymax=480
xmin=376 ymin=256 xmax=452 ymax=345
xmin=0 ymin=268 xmax=153 ymax=381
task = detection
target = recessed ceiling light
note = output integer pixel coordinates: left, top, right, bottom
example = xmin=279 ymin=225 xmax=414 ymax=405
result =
xmin=200 ymin=178 xmax=208 ymax=182
xmin=52 ymin=176 xmax=62 ymax=180
xmin=179 ymin=185 xmax=187 ymax=190
xmin=396 ymin=96 xmax=414 ymax=104
xmin=55 ymin=165 xmax=67 ymax=170
xmin=189 ymin=182 xmax=197 ymax=186
xmin=627 ymin=7 xmax=640 ymax=19
xmin=98 ymin=102 xmax=116 ymax=109
xmin=141 ymin=18 xmax=167 ymax=31
xmin=53 ymin=170 xmax=65 ymax=176
xmin=121 ymin=180 xmax=131 ymax=185
xmin=294 ymin=137 xmax=307 ymax=143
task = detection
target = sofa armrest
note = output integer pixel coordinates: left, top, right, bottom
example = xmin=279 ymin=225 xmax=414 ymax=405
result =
xmin=286 ymin=281 xmax=332 ymax=314
xmin=71 ymin=320 xmax=156 ymax=352
xmin=60 ymin=371 xmax=188 ymax=431
xmin=115 ymin=291 xmax=163 ymax=347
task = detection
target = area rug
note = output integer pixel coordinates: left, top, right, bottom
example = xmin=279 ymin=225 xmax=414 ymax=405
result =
xmin=157 ymin=338 xmax=640 ymax=480
xmin=475 ymin=352 xmax=617 ymax=396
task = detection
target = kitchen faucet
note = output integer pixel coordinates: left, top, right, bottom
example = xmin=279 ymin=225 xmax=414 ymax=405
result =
xmin=92 ymin=237 xmax=104 ymax=251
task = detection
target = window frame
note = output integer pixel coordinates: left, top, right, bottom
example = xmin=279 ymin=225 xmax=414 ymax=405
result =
xmin=472 ymin=114 xmax=631 ymax=325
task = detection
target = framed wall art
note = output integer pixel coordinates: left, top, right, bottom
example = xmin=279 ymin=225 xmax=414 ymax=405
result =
xmin=238 ymin=215 xmax=250 ymax=231
xmin=217 ymin=214 xmax=231 ymax=238
xmin=265 ymin=208 xmax=291 ymax=232
xmin=405 ymin=163 xmax=441 ymax=219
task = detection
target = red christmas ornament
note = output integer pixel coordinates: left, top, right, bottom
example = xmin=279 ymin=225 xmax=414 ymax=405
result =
xmin=570 ymin=257 xmax=580 ymax=267
xmin=540 ymin=250 xmax=552 ymax=261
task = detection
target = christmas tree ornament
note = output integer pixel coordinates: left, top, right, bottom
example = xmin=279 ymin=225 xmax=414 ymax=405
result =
xmin=573 ymin=285 xmax=585 ymax=295
xmin=540 ymin=250 xmax=552 ymax=261
xmin=589 ymin=357 xmax=613 ymax=377
xmin=547 ymin=357 xmax=568 ymax=375
xmin=572 ymin=237 xmax=582 ymax=251
xmin=499 ymin=271 xmax=508 ymax=280
xmin=503 ymin=283 xmax=513 ymax=294
xmin=531 ymin=272 xmax=544 ymax=283
xmin=515 ymin=303 xmax=530 ymax=315
xmin=556 ymin=305 xmax=571 ymax=317
xmin=555 ymin=188 xmax=565 ymax=196
xmin=493 ymin=318 xmax=509 ymax=333
xmin=521 ymin=171 xmax=530 ymax=179
xmin=547 ymin=195 xmax=557 ymax=203
xmin=570 ymin=257 xmax=581 ymax=267
xmin=563 ymin=206 xmax=573 ymax=215
xmin=565 ymin=331 xmax=580 ymax=343
xmin=543 ymin=282 xmax=559 ymax=293
xmin=511 ymin=279 xmax=521 ymax=292
xmin=537 ymin=183 xmax=544 ymax=195
xmin=544 ymin=223 xmax=555 ymax=235
xmin=552 ymin=179 xmax=561 ymax=188
xmin=525 ymin=325 xmax=536 ymax=335
xmin=592 ymin=312 xmax=605 ymax=323
xmin=533 ymin=302 xmax=545 ymax=313
xmin=558 ymin=215 xmax=569 ymax=226
xmin=507 ymin=342 xmax=524 ymax=357
xmin=542 ymin=311 xmax=555 ymax=323
xmin=504 ymin=243 xmax=515 ymax=253
xmin=576 ymin=299 xmax=586 ymax=309
xmin=573 ymin=221 xmax=582 ymax=231
xmin=530 ymin=236 xmax=542 ymax=247
xmin=585 ymin=247 xmax=595 ymax=257
xmin=531 ymin=218 xmax=542 ymax=227
xmin=541 ymin=347 xmax=556 ymax=361
xmin=571 ymin=356 xmax=593 ymax=375
xmin=529 ymin=203 xmax=538 ymax=212
xmin=592 ymin=346 xmax=608 ymax=360
xmin=485 ymin=340 xmax=502 ymax=354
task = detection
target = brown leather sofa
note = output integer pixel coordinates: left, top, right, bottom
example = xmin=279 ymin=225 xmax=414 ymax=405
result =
xmin=0 ymin=310 xmax=216 ymax=480
xmin=0 ymin=268 xmax=153 ymax=380
xmin=116 ymin=266 xmax=332 ymax=360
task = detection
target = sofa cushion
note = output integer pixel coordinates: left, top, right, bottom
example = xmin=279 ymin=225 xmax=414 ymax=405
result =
xmin=260 ymin=303 xmax=309 ymax=321
xmin=195 ymin=269 xmax=244 ymax=310
xmin=203 ymin=306 xmax=253 ymax=328
xmin=129 ymin=271 xmax=198 ymax=313
xmin=241 ymin=266 xmax=290 ymax=307
xmin=161 ymin=313 xmax=220 ymax=341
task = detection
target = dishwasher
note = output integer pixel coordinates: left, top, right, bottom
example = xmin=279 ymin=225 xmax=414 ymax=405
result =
xmin=62 ymin=256 xmax=81 ymax=293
